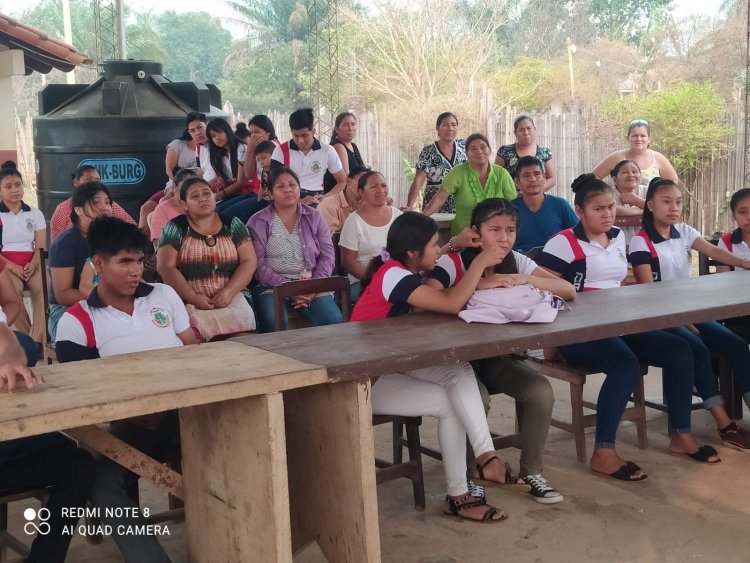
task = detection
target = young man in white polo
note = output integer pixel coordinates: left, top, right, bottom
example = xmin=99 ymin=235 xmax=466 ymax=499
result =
xmin=271 ymin=107 xmax=347 ymax=204
xmin=56 ymin=216 xmax=196 ymax=563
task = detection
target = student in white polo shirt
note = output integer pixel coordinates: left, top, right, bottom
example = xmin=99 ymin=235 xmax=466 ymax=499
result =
xmin=271 ymin=108 xmax=347 ymax=204
xmin=56 ymin=217 xmax=196 ymax=563
xmin=538 ymin=174 xmax=720 ymax=477
xmin=717 ymin=188 xmax=750 ymax=270
xmin=630 ymin=177 xmax=750 ymax=451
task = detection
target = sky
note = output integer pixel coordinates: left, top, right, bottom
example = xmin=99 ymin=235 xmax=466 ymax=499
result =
xmin=0 ymin=0 xmax=728 ymax=40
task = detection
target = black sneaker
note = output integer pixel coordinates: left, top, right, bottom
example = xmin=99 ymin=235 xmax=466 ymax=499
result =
xmin=719 ymin=422 xmax=750 ymax=450
xmin=467 ymin=479 xmax=485 ymax=499
xmin=522 ymin=474 xmax=563 ymax=504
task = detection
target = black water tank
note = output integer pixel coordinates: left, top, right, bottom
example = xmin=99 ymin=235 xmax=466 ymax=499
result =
xmin=33 ymin=60 xmax=227 ymax=220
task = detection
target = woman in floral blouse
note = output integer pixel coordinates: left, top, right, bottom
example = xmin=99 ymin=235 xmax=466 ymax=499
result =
xmin=495 ymin=115 xmax=555 ymax=191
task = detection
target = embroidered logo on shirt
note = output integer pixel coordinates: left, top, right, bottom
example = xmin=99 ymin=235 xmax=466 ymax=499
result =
xmin=150 ymin=307 xmax=171 ymax=328
xmin=310 ymin=161 xmax=322 ymax=173
xmin=617 ymin=247 xmax=627 ymax=262
xmin=25 ymin=219 xmax=34 ymax=231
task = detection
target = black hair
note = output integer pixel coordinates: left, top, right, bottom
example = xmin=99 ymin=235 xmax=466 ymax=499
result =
xmin=73 ymin=164 xmax=99 ymax=182
xmin=571 ymin=173 xmax=612 ymax=208
xmin=610 ymin=159 xmax=641 ymax=179
xmin=348 ymin=165 xmax=370 ymax=178
xmin=331 ymin=112 xmax=356 ymax=144
xmin=436 ymin=112 xmax=458 ymax=128
xmin=0 ymin=167 xmax=22 ymax=183
xmin=207 ymin=118 xmax=241 ymax=184
xmin=178 ymin=129 xmax=192 ymax=141
xmin=514 ymin=156 xmax=544 ymax=179
xmin=71 ymin=181 xmax=111 ymax=227
xmin=179 ymin=176 xmax=211 ymax=201
xmin=235 ymin=122 xmax=250 ymax=140
xmin=255 ymin=140 xmax=276 ymax=155
xmin=267 ymin=167 xmax=301 ymax=193
xmin=730 ymin=188 xmax=750 ymax=214
xmin=89 ymin=216 xmax=150 ymax=259
xmin=185 ymin=112 xmax=207 ymax=127
xmin=513 ymin=115 xmax=534 ymax=131
xmin=462 ymin=198 xmax=520 ymax=275
xmin=360 ymin=212 xmax=438 ymax=291
xmin=174 ymin=168 xmax=197 ymax=187
xmin=0 ymin=161 xmax=16 ymax=170
xmin=465 ymin=133 xmax=491 ymax=153
xmin=642 ymin=177 xmax=680 ymax=240
xmin=356 ymin=170 xmax=382 ymax=191
xmin=289 ymin=108 xmax=315 ymax=131
xmin=248 ymin=115 xmax=277 ymax=140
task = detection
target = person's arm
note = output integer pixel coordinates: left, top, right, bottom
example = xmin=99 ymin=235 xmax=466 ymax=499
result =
xmin=632 ymin=263 xmax=655 ymax=284
xmin=156 ymin=245 xmax=213 ymax=309
xmin=406 ymin=170 xmax=428 ymax=210
xmin=439 ymin=228 xmax=481 ymax=256
xmin=177 ymin=328 xmax=197 ymax=346
xmin=592 ymin=152 xmax=618 ymax=180
xmin=324 ymin=148 xmax=347 ymax=196
xmin=23 ymin=229 xmax=47 ymax=279
xmin=243 ymin=137 xmax=260 ymax=181
xmin=219 ymin=161 xmax=247 ymax=199
xmin=212 ymin=240 xmax=257 ymax=308
xmin=0 ymin=268 xmax=21 ymax=325
xmin=693 ymin=237 xmax=750 ymax=270
xmin=249 ymin=217 xmax=287 ymax=288
xmin=494 ymin=153 xmax=505 ymax=167
xmin=422 ymin=189 xmax=450 ymax=216
xmin=311 ymin=214 xmax=335 ymax=278
xmin=50 ymin=267 xmax=87 ymax=306
xmin=78 ymin=260 xmax=97 ymax=297
xmin=520 ymin=266 xmax=576 ymax=300
xmin=334 ymin=144 xmax=350 ymax=177
xmin=340 ymin=247 xmax=365 ymax=280
xmin=615 ymin=204 xmax=644 ymax=217
xmin=655 ymin=152 xmax=678 ymax=182
xmin=165 ymin=146 xmax=179 ymax=180
xmin=543 ymin=158 xmax=556 ymax=192
xmin=325 ymin=169 xmax=348 ymax=197
xmin=0 ymin=323 xmax=39 ymax=392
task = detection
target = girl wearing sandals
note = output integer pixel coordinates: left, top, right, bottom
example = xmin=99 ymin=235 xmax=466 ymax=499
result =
xmin=425 ymin=198 xmax=575 ymax=504
xmin=538 ymin=174 xmax=721 ymax=478
xmin=629 ymin=178 xmax=750 ymax=454
xmin=352 ymin=212 xmax=515 ymax=523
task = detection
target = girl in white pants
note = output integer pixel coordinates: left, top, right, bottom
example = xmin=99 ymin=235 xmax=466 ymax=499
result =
xmin=351 ymin=211 xmax=513 ymax=523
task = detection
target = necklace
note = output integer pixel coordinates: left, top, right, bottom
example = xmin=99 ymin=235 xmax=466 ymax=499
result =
xmin=204 ymin=234 xmax=217 ymax=247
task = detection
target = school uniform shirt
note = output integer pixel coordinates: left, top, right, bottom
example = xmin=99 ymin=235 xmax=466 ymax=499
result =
xmin=512 ymin=194 xmax=578 ymax=252
xmin=629 ymin=224 xmax=701 ymax=282
xmin=537 ymin=223 xmax=627 ymax=292
xmin=270 ymin=139 xmax=343 ymax=194
xmin=200 ymin=143 xmax=247 ymax=184
xmin=0 ymin=201 xmax=45 ymax=266
xmin=717 ymin=228 xmax=750 ymax=269
xmin=427 ymin=250 xmax=537 ymax=289
xmin=350 ymin=260 xmax=423 ymax=321
xmin=55 ymin=282 xmax=190 ymax=362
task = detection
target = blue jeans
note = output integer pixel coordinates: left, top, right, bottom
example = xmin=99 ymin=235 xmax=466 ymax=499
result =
xmin=560 ymin=329 xmax=695 ymax=449
xmin=48 ymin=303 xmax=68 ymax=343
xmin=217 ymin=194 xmax=267 ymax=224
xmin=15 ymin=330 xmax=38 ymax=367
xmin=667 ymin=322 xmax=750 ymax=409
xmin=251 ymin=286 xmax=342 ymax=333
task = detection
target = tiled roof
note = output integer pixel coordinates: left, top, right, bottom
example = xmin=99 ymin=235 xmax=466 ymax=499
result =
xmin=0 ymin=13 xmax=93 ymax=75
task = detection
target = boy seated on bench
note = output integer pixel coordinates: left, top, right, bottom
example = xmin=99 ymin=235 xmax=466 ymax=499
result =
xmin=56 ymin=217 xmax=196 ymax=563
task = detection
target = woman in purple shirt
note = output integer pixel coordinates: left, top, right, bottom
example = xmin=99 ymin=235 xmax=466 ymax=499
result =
xmin=248 ymin=167 xmax=342 ymax=332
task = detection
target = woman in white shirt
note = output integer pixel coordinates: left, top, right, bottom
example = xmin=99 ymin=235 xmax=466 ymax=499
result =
xmin=339 ymin=171 xmax=401 ymax=300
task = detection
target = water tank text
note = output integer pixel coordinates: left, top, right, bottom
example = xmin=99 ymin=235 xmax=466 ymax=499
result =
xmin=78 ymin=158 xmax=146 ymax=185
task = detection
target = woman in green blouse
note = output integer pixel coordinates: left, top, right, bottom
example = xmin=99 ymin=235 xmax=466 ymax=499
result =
xmin=423 ymin=133 xmax=516 ymax=235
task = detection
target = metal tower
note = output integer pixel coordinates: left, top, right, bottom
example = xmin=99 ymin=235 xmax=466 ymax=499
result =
xmin=745 ymin=0 xmax=750 ymax=185
xmin=93 ymin=0 xmax=125 ymax=67
xmin=305 ymin=0 xmax=340 ymax=138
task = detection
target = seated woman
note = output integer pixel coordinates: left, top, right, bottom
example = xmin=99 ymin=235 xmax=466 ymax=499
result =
xmin=422 ymin=133 xmax=516 ymax=236
xmin=248 ymin=167 xmax=342 ymax=333
xmin=716 ymin=188 xmax=750 ymax=330
xmin=339 ymin=171 xmax=401 ymax=300
xmin=48 ymin=181 xmax=113 ymax=342
xmin=352 ymin=212 xmax=514 ymax=523
xmin=203 ymin=118 xmax=248 ymax=208
xmin=157 ymin=177 xmax=257 ymax=342
xmin=537 ymin=174 xmax=721 ymax=477
xmin=149 ymin=168 xmax=196 ymax=246
xmin=425 ymin=198 xmax=575 ymax=504
xmin=0 ymin=165 xmax=47 ymax=345
xmin=610 ymin=159 xmax=646 ymax=246
xmin=630 ymin=178 xmax=750 ymax=450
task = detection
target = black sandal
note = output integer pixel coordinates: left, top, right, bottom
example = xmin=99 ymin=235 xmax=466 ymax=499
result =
xmin=444 ymin=493 xmax=508 ymax=523
xmin=682 ymin=445 xmax=721 ymax=464
xmin=474 ymin=455 xmax=517 ymax=487
xmin=596 ymin=460 xmax=648 ymax=482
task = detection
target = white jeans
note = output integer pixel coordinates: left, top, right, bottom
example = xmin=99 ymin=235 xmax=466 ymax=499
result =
xmin=371 ymin=362 xmax=494 ymax=496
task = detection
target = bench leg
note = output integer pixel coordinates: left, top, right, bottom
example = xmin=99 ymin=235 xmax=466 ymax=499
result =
xmin=633 ymin=378 xmax=648 ymax=451
xmin=285 ymin=380 xmax=381 ymax=563
xmin=404 ymin=423 xmax=426 ymax=511
xmin=392 ymin=421 xmax=404 ymax=464
xmin=180 ymin=393 xmax=292 ymax=562
xmin=570 ymin=383 xmax=587 ymax=463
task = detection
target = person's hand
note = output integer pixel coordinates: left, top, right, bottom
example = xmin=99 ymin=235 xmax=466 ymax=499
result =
xmin=386 ymin=196 xmax=394 ymax=206
xmin=0 ymin=364 xmax=42 ymax=393
xmin=291 ymin=295 xmax=312 ymax=309
xmin=23 ymin=261 xmax=37 ymax=280
xmin=208 ymin=178 xmax=223 ymax=191
xmin=7 ymin=264 xmax=24 ymax=281
xmin=191 ymin=294 xmax=214 ymax=310
xmin=741 ymin=259 xmax=750 ymax=270
xmin=400 ymin=206 xmax=413 ymax=212
xmin=475 ymin=244 xmax=505 ymax=269
xmin=543 ymin=347 xmax=563 ymax=361
xmin=619 ymin=191 xmax=639 ymax=206
xmin=211 ymin=288 xmax=234 ymax=309
xmin=301 ymin=195 xmax=317 ymax=205
xmin=451 ymin=228 xmax=482 ymax=250
xmin=477 ymin=274 xmax=514 ymax=289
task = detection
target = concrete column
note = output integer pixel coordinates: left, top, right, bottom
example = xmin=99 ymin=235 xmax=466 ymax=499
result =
xmin=0 ymin=49 xmax=25 ymax=164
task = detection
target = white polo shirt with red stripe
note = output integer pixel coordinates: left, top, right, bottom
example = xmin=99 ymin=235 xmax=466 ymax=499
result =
xmin=718 ymin=228 xmax=750 ymax=264
xmin=55 ymin=282 xmax=190 ymax=359
xmin=429 ymin=250 xmax=537 ymax=289
xmin=350 ymin=260 xmax=423 ymax=321
xmin=629 ymin=224 xmax=701 ymax=282
xmin=0 ymin=201 xmax=45 ymax=266
xmin=271 ymin=139 xmax=343 ymax=194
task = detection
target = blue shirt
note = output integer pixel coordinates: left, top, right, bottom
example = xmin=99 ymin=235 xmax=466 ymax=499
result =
xmin=513 ymin=195 xmax=579 ymax=252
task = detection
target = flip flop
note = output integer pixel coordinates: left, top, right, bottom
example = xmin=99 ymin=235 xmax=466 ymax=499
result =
xmin=677 ymin=444 xmax=721 ymax=464
xmin=594 ymin=460 xmax=648 ymax=482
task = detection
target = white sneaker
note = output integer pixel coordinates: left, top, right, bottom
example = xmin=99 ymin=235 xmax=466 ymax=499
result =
xmin=522 ymin=474 xmax=563 ymax=504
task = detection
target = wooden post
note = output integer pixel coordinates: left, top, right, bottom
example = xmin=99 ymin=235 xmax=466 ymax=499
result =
xmin=285 ymin=380 xmax=381 ymax=562
xmin=180 ymin=393 xmax=292 ymax=562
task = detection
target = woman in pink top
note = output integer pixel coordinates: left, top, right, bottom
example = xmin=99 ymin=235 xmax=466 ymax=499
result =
xmin=149 ymin=169 xmax=196 ymax=246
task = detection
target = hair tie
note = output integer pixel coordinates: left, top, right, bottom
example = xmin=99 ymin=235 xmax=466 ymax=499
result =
xmin=380 ymin=248 xmax=392 ymax=262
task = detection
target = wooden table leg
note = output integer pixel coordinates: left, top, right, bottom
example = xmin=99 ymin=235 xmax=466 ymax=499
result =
xmin=180 ymin=392 xmax=292 ymax=562
xmin=285 ymin=380 xmax=381 ymax=563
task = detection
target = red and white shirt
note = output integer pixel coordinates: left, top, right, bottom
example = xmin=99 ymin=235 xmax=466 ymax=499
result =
xmin=428 ymin=250 xmax=537 ymax=289
xmin=717 ymin=228 xmax=750 ymax=266
xmin=50 ymin=198 xmax=136 ymax=241
xmin=351 ymin=260 xmax=423 ymax=321
xmin=0 ymin=201 xmax=45 ymax=266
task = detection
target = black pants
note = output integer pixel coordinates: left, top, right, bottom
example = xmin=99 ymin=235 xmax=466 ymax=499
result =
xmin=0 ymin=444 xmax=95 ymax=563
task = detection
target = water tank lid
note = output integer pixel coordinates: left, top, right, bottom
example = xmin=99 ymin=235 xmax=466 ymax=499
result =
xmin=102 ymin=60 xmax=163 ymax=82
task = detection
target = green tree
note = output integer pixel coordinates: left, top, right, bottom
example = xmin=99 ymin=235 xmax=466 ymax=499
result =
xmin=589 ymin=0 xmax=672 ymax=45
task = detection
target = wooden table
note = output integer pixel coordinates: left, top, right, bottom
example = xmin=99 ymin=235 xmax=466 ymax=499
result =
xmin=2 ymin=272 xmax=749 ymax=562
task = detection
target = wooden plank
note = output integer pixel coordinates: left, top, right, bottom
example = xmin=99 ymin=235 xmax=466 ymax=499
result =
xmin=66 ymin=425 xmax=183 ymax=499
xmin=286 ymin=381 xmax=381 ymax=563
xmin=0 ymin=341 xmax=327 ymax=441
xmin=180 ymin=393 xmax=292 ymax=563
xmin=243 ymin=273 xmax=750 ymax=380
